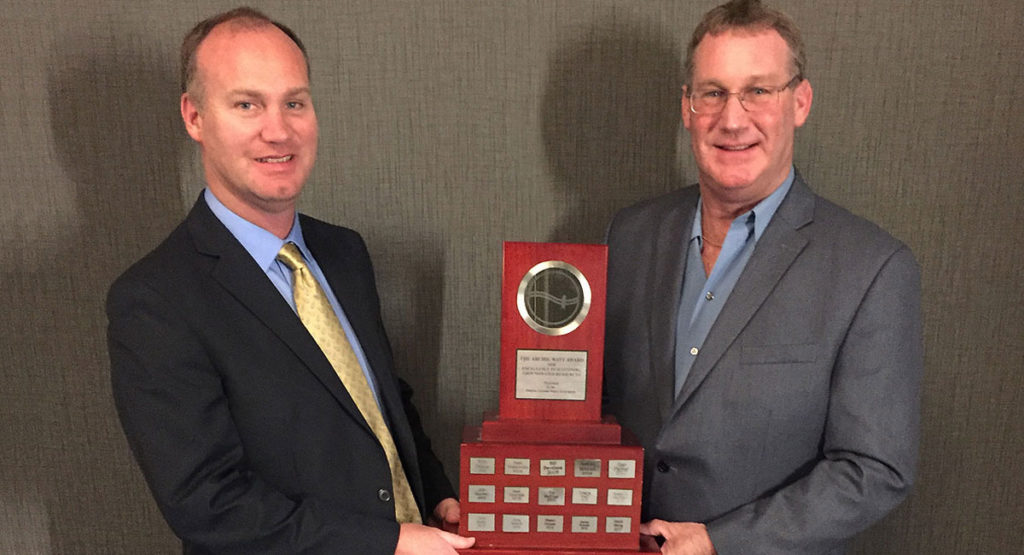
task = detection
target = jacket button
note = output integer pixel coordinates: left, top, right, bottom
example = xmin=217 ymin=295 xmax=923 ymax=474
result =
xmin=378 ymin=489 xmax=392 ymax=502
xmin=656 ymin=460 xmax=670 ymax=473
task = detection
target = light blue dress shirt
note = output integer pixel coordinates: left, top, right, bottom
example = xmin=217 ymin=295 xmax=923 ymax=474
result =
xmin=673 ymin=167 xmax=795 ymax=397
xmin=204 ymin=189 xmax=383 ymax=406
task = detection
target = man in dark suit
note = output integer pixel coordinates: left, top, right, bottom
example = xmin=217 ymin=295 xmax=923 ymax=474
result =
xmin=107 ymin=8 xmax=473 ymax=554
xmin=603 ymin=1 xmax=922 ymax=553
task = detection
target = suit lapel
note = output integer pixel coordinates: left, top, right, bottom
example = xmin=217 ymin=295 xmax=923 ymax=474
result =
xmin=185 ymin=200 xmax=372 ymax=432
xmin=301 ymin=219 xmax=403 ymax=420
xmin=672 ymin=176 xmax=815 ymax=409
xmin=648 ymin=190 xmax=699 ymax=423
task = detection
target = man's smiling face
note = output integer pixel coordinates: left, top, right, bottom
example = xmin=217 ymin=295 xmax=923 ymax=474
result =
xmin=682 ymin=28 xmax=811 ymax=206
xmin=181 ymin=22 xmax=318 ymax=226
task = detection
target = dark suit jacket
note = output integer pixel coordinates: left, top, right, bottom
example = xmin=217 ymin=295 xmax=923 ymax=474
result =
xmin=604 ymin=173 xmax=922 ymax=554
xmin=108 ymin=197 xmax=453 ymax=554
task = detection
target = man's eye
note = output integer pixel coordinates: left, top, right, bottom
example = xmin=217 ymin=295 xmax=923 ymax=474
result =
xmin=701 ymin=90 xmax=724 ymax=99
xmin=237 ymin=102 xmax=253 ymax=110
xmin=749 ymin=87 xmax=769 ymax=96
xmin=286 ymin=101 xmax=303 ymax=109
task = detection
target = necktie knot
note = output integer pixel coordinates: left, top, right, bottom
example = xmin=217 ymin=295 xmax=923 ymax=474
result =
xmin=277 ymin=242 xmax=306 ymax=272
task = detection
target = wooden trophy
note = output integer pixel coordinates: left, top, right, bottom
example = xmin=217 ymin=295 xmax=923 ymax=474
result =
xmin=458 ymin=242 xmax=652 ymax=553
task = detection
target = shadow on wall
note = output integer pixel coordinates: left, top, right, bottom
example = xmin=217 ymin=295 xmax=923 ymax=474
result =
xmin=541 ymin=14 xmax=685 ymax=244
xmin=2 ymin=25 xmax=183 ymax=552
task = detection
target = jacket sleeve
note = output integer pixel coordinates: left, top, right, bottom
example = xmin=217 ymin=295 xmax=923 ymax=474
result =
xmin=705 ymin=245 xmax=923 ymax=554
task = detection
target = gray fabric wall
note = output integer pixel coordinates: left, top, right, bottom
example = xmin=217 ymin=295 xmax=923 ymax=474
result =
xmin=1 ymin=0 xmax=1021 ymax=552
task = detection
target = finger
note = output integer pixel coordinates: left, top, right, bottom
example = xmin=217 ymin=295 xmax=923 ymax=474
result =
xmin=438 ymin=529 xmax=476 ymax=549
xmin=640 ymin=519 xmax=662 ymax=536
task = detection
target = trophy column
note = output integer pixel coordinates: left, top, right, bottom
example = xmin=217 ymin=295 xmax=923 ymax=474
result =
xmin=458 ymin=242 xmax=652 ymax=553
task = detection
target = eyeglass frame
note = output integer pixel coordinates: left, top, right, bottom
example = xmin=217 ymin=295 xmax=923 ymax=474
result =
xmin=685 ymin=74 xmax=803 ymax=114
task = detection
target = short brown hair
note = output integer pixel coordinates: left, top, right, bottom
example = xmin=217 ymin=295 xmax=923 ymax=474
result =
xmin=180 ymin=6 xmax=310 ymax=103
xmin=683 ymin=0 xmax=806 ymax=86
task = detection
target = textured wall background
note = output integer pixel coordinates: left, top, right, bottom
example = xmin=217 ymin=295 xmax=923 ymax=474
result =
xmin=1 ymin=0 xmax=1022 ymax=553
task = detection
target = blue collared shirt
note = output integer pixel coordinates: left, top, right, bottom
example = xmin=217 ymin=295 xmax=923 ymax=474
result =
xmin=204 ymin=189 xmax=383 ymax=406
xmin=673 ymin=168 xmax=795 ymax=397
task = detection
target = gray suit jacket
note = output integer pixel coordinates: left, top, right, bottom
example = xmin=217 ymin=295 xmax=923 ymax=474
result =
xmin=604 ymin=173 xmax=922 ymax=554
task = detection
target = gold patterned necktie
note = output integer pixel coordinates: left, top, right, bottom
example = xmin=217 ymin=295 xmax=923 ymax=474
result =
xmin=276 ymin=242 xmax=421 ymax=524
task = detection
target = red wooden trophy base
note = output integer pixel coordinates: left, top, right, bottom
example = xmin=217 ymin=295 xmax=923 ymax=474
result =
xmin=458 ymin=423 xmax=644 ymax=552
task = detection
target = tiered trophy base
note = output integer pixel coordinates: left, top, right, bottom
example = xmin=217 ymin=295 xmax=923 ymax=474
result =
xmin=457 ymin=418 xmax=645 ymax=552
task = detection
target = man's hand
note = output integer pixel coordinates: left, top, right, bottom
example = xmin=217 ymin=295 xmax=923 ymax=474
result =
xmin=395 ymin=522 xmax=474 ymax=554
xmin=640 ymin=519 xmax=715 ymax=555
xmin=430 ymin=497 xmax=462 ymax=527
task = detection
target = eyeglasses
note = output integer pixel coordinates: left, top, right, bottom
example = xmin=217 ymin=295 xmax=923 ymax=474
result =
xmin=686 ymin=75 xmax=802 ymax=114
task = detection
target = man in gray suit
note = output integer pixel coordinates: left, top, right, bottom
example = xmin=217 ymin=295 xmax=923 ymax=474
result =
xmin=603 ymin=1 xmax=922 ymax=553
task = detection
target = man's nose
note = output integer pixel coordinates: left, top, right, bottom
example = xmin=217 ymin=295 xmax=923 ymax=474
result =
xmin=261 ymin=107 xmax=290 ymax=142
xmin=717 ymin=93 xmax=750 ymax=128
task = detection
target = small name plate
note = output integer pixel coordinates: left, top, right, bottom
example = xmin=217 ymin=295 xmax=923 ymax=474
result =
xmin=537 ymin=487 xmax=566 ymax=506
xmin=539 ymin=459 xmax=566 ymax=476
xmin=467 ymin=513 xmax=495 ymax=532
xmin=467 ymin=484 xmax=495 ymax=503
xmin=469 ymin=457 xmax=495 ymax=474
xmin=537 ymin=514 xmax=564 ymax=533
xmin=571 ymin=487 xmax=598 ymax=505
xmin=607 ymin=488 xmax=634 ymax=506
xmin=606 ymin=516 xmax=632 ymax=534
xmin=574 ymin=458 xmax=602 ymax=477
xmin=504 ymin=457 xmax=531 ymax=475
xmin=571 ymin=516 xmax=598 ymax=533
xmin=608 ymin=459 xmax=637 ymax=479
xmin=503 ymin=486 xmax=530 ymax=504
xmin=502 ymin=514 xmax=530 ymax=533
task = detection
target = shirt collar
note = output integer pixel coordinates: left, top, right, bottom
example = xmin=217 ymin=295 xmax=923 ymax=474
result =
xmin=203 ymin=188 xmax=310 ymax=270
xmin=690 ymin=166 xmax=796 ymax=242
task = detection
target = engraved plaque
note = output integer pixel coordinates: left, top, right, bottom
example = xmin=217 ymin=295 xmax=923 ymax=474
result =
xmin=467 ymin=513 xmax=495 ymax=532
xmin=504 ymin=486 xmax=530 ymax=504
xmin=608 ymin=459 xmax=637 ymax=479
xmin=571 ymin=516 xmax=598 ymax=533
xmin=607 ymin=488 xmax=634 ymax=506
xmin=537 ymin=487 xmax=566 ymax=506
xmin=504 ymin=457 xmax=531 ymax=475
xmin=571 ymin=487 xmax=598 ymax=505
xmin=540 ymin=459 xmax=566 ymax=476
xmin=503 ymin=514 xmax=530 ymax=533
xmin=537 ymin=515 xmax=564 ymax=533
xmin=515 ymin=349 xmax=588 ymax=401
xmin=469 ymin=457 xmax=495 ymax=474
xmin=606 ymin=517 xmax=632 ymax=534
xmin=574 ymin=458 xmax=602 ymax=477
xmin=468 ymin=484 xmax=496 ymax=503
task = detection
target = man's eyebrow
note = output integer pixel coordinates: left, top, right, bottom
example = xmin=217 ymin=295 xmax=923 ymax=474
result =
xmin=226 ymin=87 xmax=312 ymax=98
xmin=284 ymin=87 xmax=312 ymax=97
xmin=692 ymin=74 xmax=781 ymax=89
xmin=228 ymin=89 xmax=264 ymax=98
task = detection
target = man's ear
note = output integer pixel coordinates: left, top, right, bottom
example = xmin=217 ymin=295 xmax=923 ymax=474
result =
xmin=681 ymin=86 xmax=692 ymax=130
xmin=793 ymin=78 xmax=813 ymax=128
xmin=181 ymin=92 xmax=203 ymax=142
